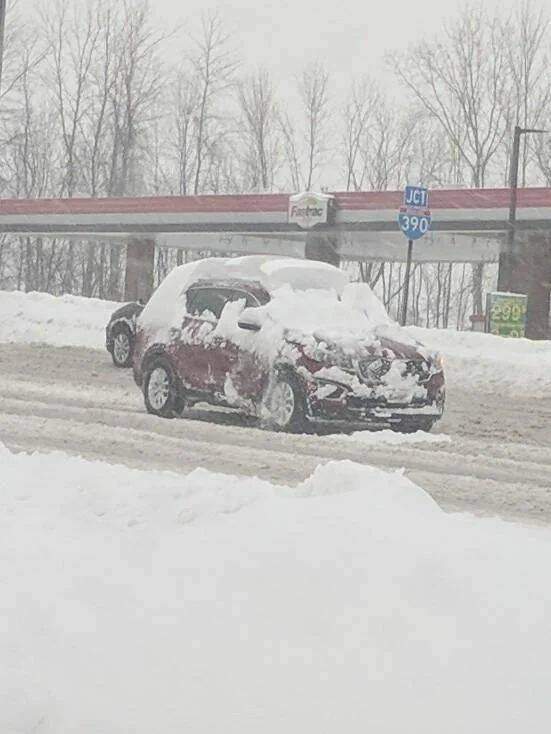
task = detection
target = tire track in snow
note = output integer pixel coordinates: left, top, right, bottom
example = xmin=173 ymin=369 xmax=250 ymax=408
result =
xmin=1 ymin=342 xmax=551 ymax=523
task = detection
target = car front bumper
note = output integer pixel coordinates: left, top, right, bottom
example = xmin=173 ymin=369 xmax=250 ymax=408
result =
xmin=305 ymin=374 xmax=445 ymax=428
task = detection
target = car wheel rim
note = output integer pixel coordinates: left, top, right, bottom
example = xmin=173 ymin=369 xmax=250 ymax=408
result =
xmin=268 ymin=381 xmax=295 ymax=427
xmin=113 ymin=333 xmax=130 ymax=364
xmin=148 ymin=367 xmax=170 ymax=410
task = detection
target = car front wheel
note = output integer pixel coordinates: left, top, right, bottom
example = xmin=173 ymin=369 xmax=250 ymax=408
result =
xmin=143 ymin=359 xmax=181 ymax=418
xmin=262 ymin=373 xmax=305 ymax=432
xmin=111 ymin=325 xmax=133 ymax=368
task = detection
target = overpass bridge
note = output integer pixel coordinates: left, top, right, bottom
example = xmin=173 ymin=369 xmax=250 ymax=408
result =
xmin=1 ymin=187 xmax=550 ymax=336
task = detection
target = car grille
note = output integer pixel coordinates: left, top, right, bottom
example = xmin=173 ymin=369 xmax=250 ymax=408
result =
xmin=358 ymin=358 xmax=391 ymax=381
xmin=358 ymin=358 xmax=430 ymax=383
xmin=405 ymin=359 xmax=431 ymax=381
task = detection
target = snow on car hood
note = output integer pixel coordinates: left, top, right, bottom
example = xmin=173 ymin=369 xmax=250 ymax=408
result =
xmin=213 ymin=282 xmax=428 ymax=364
xmin=210 ymin=284 xmax=438 ymax=406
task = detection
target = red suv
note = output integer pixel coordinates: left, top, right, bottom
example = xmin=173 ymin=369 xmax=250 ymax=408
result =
xmin=132 ymin=256 xmax=445 ymax=432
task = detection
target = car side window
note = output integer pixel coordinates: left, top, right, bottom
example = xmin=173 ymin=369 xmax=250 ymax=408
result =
xmin=186 ymin=287 xmax=263 ymax=321
xmin=187 ymin=288 xmax=230 ymax=320
xmin=225 ymin=289 xmax=259 ymax=309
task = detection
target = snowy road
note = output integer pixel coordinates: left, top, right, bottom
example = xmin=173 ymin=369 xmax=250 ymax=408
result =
xmin=2 ymin=342 xmax=551 ymax=523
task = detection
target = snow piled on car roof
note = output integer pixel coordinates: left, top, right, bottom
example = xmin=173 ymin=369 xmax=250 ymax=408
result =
xmin=199 ymin=255 xmax=350 ymax=294
xmin=139 ymin=255 xmax=395 ymax=345
xmin=140 ymin=255 xmax=349 ymax=329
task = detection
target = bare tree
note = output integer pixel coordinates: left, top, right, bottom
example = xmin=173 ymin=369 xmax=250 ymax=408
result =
xmin=42 ymin=0 xmax=103 ymax=198
xmin=278 ymin=111 xmax=302 ymax=191
xmin=299 ymin=61 xmax=330 ymax=190
xmin=389 ymin=4 xmax=510 ymax=188
xmin=237 ymin=68 xmax=279 ymax=191
xmin=189 ymin=11 xmax=237 ymax=196
xmin=170 ymin=69 xmax=201 ymax=196
xmin=503 ymin=1 xmax=551 ymax=186
xmin=342 ymin=77 xmax=378 ymax=191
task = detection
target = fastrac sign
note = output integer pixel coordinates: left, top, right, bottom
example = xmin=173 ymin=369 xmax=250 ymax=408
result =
xmin=288 ymin=191 xmax=333 ymax=229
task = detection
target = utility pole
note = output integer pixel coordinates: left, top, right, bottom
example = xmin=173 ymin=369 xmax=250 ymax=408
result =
xmin=497 ymin=125 xmax=547 ymax=292
xmin=0 ymin=0 xmax=6 ymax=95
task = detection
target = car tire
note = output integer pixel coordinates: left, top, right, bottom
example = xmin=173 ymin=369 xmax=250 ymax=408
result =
xmin=111 ymin=324 xmax=134 ymax=368
xmin=261 ymin=372 xmax=306 ymax=433
xmin=143 ymin=358 xmax=182 ymax=419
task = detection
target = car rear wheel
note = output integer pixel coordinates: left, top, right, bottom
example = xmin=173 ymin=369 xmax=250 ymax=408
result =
xmin=111 ymin=325 xmax=133 ymax=368
xmin=262 ymin=373 xmax=305 ymax=432
xmin=143 ymin=358 xmax=182 ymax=418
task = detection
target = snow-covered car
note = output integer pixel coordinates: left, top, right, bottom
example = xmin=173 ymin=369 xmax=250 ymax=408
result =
xmin=105 ymin=301 xmax=144 ymax=368
xmin=132 ymin=256 xmax=445 ymax=432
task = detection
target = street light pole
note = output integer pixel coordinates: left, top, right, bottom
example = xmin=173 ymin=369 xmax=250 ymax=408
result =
xmin=497 ymin=125 xmax=547 ymax=292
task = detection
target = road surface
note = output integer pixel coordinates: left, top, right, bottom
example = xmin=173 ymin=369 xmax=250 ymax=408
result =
xmin=1 ymin=342 xmax=551 ymax=524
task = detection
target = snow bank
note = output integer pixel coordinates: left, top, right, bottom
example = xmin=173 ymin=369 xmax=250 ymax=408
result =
xmin=2 ymin=443 xmax=551 ymax=734
xmin=331 ymin=428 xmax=452 ymax=446
xmin=0 ymin=289 xmax=117 ymax=349
xmin=408 ymin=325 xmax=551 ymax=396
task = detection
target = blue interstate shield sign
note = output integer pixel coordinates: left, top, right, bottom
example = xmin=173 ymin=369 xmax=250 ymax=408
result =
xmin=398 ymin=186 xmax=432 ymax=240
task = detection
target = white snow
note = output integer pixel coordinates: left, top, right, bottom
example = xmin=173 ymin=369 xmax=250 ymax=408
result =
xmin=332 ymin=428 xmax=452 ymax=445
xmin=408 ymin=325 xmax=551 ymax=396
xmin=139 ymin=255 xmax=351 ymax=339
xmin=2 ymin=442 xmax=551 ymax=733
xmin=0 ymin=289 xmax=117 ymax=349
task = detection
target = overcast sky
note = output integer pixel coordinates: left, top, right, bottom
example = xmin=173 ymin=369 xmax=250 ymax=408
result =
xmin=20 ymin=0 xmax=528 ymax=87
xmin=150 ymin=0 xmax=522 ymax=86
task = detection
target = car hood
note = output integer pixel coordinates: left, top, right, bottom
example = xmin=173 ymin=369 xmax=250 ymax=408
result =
xmin=374 ymin=332 xmax=428 ymax=361
xmin=297 ymin=325 xmax=431 ymax=363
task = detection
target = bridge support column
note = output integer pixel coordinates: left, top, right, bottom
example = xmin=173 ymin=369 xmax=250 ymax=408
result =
xmin=499 ymin=232 xmax=551 ymax=340
xmin=124 ymin=238 xmax=155 ymax=302
xmin=304 ymin=231 xmax=340 ymax=267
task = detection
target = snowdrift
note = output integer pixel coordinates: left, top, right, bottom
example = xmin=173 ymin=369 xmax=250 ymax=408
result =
xmin=408 ymin=325 xmax=551 ymax=396
xmin=0 ymin=289 xmax=117 ymax=349
xmin=2 ymin=443 xmax=551 ymax=734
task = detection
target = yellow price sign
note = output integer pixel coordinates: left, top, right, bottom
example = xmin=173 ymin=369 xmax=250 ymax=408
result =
xmin=485 ymin=292 xmax=527 ymax=338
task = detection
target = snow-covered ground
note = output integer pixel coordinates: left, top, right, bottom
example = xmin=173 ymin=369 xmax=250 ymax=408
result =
xmin=0 ymin=289 xmax=117 ymax=349
xmin=2 ymin=442 xmax=550 ymax=734
xmin=408 ymin=325 xmax=551 ymax=396
xmin=2 ymin=288 xmax=550 ymax=396
xmin=331 ymin=428 xmax=451 ymax=446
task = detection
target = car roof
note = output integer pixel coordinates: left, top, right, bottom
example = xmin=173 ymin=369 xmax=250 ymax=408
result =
xmin=176 ymin=256 xmax=350 ymax=296
xmin=139 ymin=256 xmax=350 ymax=336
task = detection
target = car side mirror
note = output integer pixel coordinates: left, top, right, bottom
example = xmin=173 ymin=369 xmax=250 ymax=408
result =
xmin=237 ymin=307 xmax=263 ymax=332
xmin=238 ymin=319 xmax=261 ymax=332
